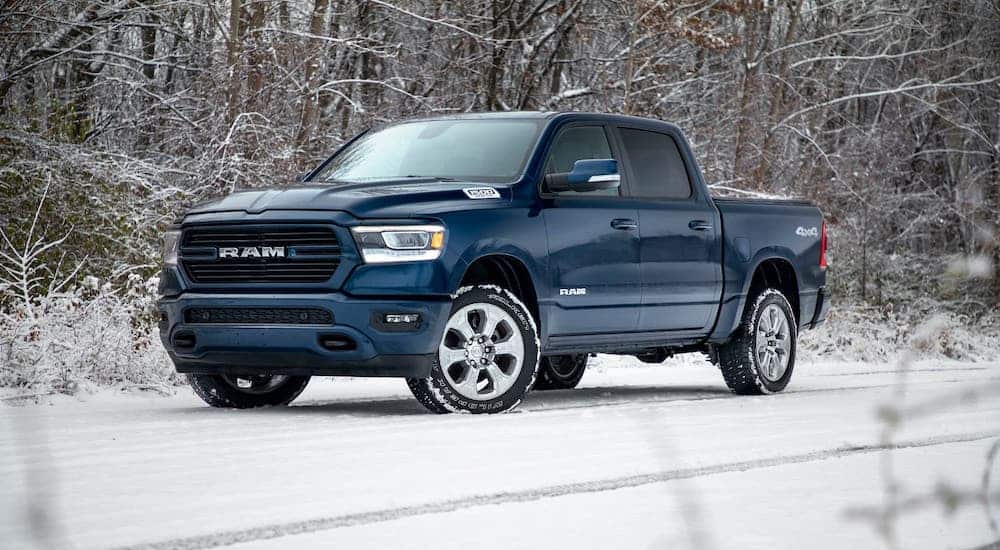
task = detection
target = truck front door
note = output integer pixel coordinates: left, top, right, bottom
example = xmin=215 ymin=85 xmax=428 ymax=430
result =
xmin=540 ymin=124 xmax=642 ymax=336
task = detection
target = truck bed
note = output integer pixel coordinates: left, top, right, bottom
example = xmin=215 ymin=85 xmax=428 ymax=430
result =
xmin=709 ymin=196 xmax=827 ymax=340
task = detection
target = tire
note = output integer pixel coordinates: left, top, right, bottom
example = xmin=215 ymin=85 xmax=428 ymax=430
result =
xmin=717 ymin=288 xmax=797 ymax=395
xmin=187 ymin=373 xmax=311 ymax=409
xmin=407 ymin=285 xmax=540 ymax=414
xmin=533 ymin=354 xmax=588 ymax=390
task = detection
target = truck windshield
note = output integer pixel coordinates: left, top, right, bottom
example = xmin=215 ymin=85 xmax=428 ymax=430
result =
xmin=313 ymin=119 xmax=544 ymax=184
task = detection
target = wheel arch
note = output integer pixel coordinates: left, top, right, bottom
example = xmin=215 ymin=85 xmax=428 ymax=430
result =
xmin=742 ymin=252 xmax=801 ymax=326
xmin=455 ymin=252 xmax=541 ymax=328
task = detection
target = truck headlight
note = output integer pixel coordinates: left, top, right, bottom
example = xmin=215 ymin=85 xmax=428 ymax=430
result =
xmin=351 ymin=225 xmax=446 ymax=264
xmin=162 ymin=229 xmax=181 ymax=266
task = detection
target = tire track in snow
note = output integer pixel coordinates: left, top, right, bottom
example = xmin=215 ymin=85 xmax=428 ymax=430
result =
xmin=112 ymin=430 xmax=1000 ymax=550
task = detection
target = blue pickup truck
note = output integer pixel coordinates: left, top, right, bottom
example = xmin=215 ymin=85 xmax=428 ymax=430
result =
xmin=158 ymin=111 xmax=829 ymax=413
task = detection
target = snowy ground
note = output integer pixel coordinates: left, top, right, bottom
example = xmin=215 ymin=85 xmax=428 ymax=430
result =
xmin=2 ymin=355 xmax=999 ymax=550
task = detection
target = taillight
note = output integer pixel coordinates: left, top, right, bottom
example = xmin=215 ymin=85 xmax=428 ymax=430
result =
xmin=819 ymin=221 xmax=828 ymax=268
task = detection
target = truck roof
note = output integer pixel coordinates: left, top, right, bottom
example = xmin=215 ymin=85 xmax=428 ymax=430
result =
xmin=402 ymin=111 xmax=676 ymax=127
xmin=404 ymin=111 xmax=557 ymax=121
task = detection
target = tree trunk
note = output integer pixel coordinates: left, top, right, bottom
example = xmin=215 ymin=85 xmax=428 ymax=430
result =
xmin=140 ymin=1 xmax=157 ymax=81
xmin=484 ymin=0 xmax=509 ymax=110
xmin=295 ymin=0 xmax=331 ymax=148
xmin=753 ymin=0 xmax=803 ymax=191
xmin=732 ymin=2 xmax=763 ymax=185
xmin=245 ymin=0 xmax=267 ymax=109
xmin=225 ymin=0 xmax=242 ymax=127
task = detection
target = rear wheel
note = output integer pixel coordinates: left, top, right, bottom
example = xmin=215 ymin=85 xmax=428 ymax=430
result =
xmin=534 ymin=354 xmax=588 ymax=390
xmin=407 ymin=285 xmax=539 ymax=413
xmin=187 ymin=373 xmax=311 ymax=408
xmin=717 ymin=289 xmax=797 ymax=395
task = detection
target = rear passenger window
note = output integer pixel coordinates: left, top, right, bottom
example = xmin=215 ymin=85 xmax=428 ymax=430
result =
xmin=544 ymin=126 xmax=618 ymax=197
xmin=619 ymin=128 xmax=691 ymax=199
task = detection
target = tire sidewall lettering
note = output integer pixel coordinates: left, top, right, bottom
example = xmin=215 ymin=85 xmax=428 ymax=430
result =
xmin=428 ymin=286 xmax=537 ymax=413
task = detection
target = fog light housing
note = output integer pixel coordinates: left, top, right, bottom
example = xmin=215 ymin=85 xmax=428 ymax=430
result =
xmin=372 ymin=312 xmax=422 ymax=332
xmin=385 ymin=313 xmax=420 ymax=324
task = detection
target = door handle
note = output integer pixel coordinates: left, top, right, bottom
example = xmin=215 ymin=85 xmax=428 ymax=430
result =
xmin=611 ymin=218 xmax=638 ymax=231
xmin=688 ymin=220 xmax=713 ymax=231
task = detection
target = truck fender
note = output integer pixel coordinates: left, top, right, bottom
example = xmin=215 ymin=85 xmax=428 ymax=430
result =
xmin=741 ymin=246 xmax=800 ymax=299
xmin=448 ymin=241 xmax=545 ymax=296
xmin=712 ymin=247 xmax=801 ymax=342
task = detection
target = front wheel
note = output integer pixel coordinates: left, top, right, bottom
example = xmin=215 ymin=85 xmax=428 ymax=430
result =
xmin=407 ymin=285 xmax=539 ymax=413
xmin=717 ymin=288 xmax=797 ymax=395
xmin=187 ymin=374 xmax=311 ymax=408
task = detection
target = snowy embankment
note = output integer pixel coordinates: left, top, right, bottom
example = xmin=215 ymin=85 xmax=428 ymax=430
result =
xmin=2 ymin=356 xmax=999 ymax=550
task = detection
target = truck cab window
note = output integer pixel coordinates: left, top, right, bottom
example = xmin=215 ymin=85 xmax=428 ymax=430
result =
xmin=544 ymin=126 xmax=618 ymax=196
xmin=619 ymin=128 xmax=692 ymax=199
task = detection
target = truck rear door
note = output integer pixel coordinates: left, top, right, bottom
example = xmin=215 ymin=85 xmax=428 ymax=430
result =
xmin=612 ymin=125 xmax=723 ymax=334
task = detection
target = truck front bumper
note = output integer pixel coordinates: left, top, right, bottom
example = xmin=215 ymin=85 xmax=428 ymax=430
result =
xmin=157 ymin=292 xmax=451 ymax=378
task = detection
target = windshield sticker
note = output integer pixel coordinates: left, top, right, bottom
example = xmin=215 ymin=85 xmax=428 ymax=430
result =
xmin=463 ymin=187 xmax=501 ymax=199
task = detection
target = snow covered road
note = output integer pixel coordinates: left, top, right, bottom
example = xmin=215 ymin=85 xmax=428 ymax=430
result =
xmin=2 ymin=357 xmax=999 ymax=550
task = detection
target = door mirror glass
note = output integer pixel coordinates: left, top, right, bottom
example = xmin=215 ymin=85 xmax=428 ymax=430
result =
xmin=546 ymin=159 xmax=620 ymax=193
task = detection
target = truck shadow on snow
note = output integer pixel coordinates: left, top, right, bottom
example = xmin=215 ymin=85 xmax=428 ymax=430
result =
xmin=253 ymin=384 xmax=734 ymax=417
xmin=523 ymin=384 xmax=732 ymax=410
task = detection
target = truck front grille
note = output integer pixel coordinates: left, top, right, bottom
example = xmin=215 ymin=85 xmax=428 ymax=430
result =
xmin=180 ymin=225 xmax=341 ymax=284
xmin=185 ymin=307 xmax=333 ymax=325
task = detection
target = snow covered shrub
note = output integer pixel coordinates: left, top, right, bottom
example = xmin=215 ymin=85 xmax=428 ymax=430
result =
xmin=0 ymin=275 xmax=177 ymax=394
xmin=0 ymin=191 xmax=177 ymax=395
xmin=799 ymin=303 xmax=1000 ymax=363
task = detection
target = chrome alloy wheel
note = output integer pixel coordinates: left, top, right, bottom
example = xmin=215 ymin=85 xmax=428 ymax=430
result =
xmin=438 ymin=303 xmax=525 ymax=401
xmin=755 ymin=304 xmax=791 ymax=382
xmin=221 ymin=374 xmax=291 ymax=394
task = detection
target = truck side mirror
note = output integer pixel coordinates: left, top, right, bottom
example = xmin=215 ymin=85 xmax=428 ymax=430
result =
xmin=545 ymin=159 xmax=620 ymax=193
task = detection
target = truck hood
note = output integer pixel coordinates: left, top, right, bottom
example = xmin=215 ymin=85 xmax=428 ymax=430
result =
xmin=185 ymin=179 xmax=511 ymax=219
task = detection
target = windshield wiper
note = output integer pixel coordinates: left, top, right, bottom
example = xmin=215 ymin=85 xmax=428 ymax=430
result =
xmin=402 ymin=175 xmax=459 ymax=182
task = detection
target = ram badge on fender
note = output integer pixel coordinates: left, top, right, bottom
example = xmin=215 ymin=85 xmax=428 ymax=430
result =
xmin=157 ymin=111 xmax=830 ymax=413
